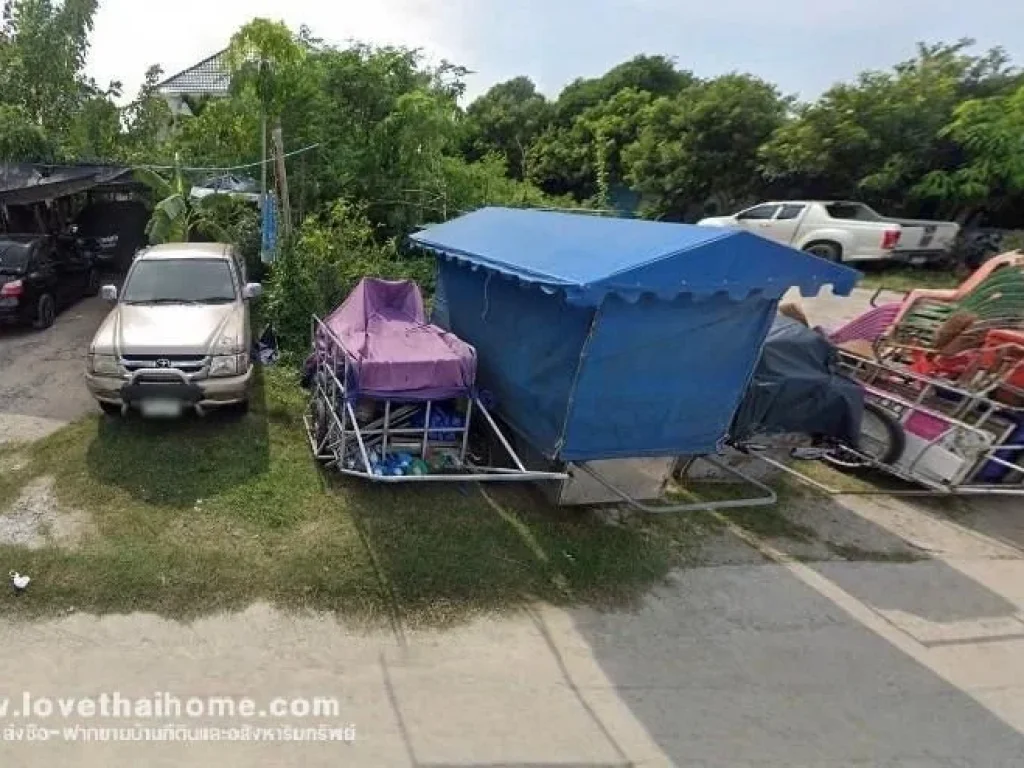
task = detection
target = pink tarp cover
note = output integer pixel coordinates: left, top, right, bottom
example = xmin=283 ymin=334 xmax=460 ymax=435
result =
xmin=322 ymin=278 xmax=476 ymax=400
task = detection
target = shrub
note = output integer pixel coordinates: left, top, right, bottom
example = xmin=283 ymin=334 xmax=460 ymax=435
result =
xmin=197 ymin=195 xmax=264 ymax=279
xmin=1003 ymin=230 xmax=1024 ymax=253
xmin=265 ymin=200 xmax=434 ymax=351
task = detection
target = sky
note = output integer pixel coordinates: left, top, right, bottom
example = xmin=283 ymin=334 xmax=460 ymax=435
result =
xmin=86 ymin=0 xmax=1024 ymax=104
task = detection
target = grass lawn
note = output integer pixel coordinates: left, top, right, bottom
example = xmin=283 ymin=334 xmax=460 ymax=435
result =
xmin=855 ymin=263 xmax=960 ymax=293
xmin=0 ymin=368 xmax=723 ymax=626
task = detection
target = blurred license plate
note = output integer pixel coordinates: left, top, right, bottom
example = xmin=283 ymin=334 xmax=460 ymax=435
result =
xmin=910 ymin=254 xmax=928 ymax=266
xmin=141 ymin=399 xmax=182 ymax=418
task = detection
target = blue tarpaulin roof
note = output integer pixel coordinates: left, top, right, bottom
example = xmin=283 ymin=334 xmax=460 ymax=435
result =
xmin=415 ymin=207 xmax=863 ymax=461
xmin=411 ymin=207 xmax=860 ymax=307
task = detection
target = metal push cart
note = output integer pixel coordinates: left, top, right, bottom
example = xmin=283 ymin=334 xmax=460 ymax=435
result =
xmin=303 ymin=279 xmax=566 ymax=484
xmin=753 ymin=348 xmax=1024 ymax=497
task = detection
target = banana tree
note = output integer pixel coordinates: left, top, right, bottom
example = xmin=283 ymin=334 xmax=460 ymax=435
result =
xmin=137 ymin=154 xmax=230 ymax=244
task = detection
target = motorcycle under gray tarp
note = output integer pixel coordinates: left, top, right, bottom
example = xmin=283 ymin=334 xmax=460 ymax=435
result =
xmin=731 ymin=315 xmax=864 ymax=444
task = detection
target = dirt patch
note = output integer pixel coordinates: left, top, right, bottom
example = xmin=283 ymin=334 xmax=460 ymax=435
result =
xmin=0 ymin=476 xmax=95 ymax=550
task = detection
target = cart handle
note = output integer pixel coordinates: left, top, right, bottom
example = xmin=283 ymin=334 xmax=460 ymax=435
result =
xmin=870 ymin=285 xmax=909 ymax=307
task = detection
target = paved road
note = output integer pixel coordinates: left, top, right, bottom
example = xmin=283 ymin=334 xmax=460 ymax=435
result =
xmin=2 ymin=507 xmax=1024 ymax=767
xmin=0 ymin=296 xmax=109 ymax=444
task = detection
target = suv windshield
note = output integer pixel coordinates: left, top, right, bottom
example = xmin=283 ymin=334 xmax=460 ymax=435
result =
xmin=0 ymin=240 xmax=33 ymax=275
xmin=122 ymin=259 xmax=237 ymax=304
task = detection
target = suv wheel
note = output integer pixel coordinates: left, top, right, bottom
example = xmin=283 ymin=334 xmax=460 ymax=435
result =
xmin=99 ymin=401 xmax=122 ymax=417
xmin=33 ymin=294 xmax=56 ymax=330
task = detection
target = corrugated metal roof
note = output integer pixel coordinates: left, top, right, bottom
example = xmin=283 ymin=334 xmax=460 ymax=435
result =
xmin=0 ymin=163 xmax=132 ymax=205
xmin=157 ymin=50 xmax=230 ymax=95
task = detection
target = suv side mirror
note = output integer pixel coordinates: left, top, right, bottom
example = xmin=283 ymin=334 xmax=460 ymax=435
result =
xmin=101 ymin=285 xmax=118 ymax=302
xmin=243 ymin=282 xmax=263 ymax=301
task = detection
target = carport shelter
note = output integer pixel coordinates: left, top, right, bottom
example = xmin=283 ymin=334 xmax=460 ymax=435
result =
xmin=410 ymin=207 xmax=859 ymax=462
xmin=0 ymin=164 xmax=133 ymax=207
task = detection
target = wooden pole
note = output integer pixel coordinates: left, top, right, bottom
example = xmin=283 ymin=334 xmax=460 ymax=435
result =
xmin=272 ymin=120 xmax=292 ymax=239
xmin=260 ymin=111 xmax=268 ymax=198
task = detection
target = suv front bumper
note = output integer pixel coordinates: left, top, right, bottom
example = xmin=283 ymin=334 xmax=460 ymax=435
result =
xmin=86 ymin=365 xmax=254 ymax=412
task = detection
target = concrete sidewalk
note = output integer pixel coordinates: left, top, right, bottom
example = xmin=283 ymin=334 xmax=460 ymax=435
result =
xmin=3 ymin=490 xmax=1024 ymax=767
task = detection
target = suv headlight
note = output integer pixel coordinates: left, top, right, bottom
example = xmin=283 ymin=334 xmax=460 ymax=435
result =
xmin=209 ymin=353 xmax=249 ymax=378
xmin=88 ymin=354 xmax=121 ymax=377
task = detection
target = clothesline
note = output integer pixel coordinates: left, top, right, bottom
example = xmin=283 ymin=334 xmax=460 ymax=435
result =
xmin=132 ymin=143 xmax=321 ymax=173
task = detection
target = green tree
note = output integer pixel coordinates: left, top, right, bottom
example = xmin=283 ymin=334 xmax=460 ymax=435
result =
xmin=0 ymin=0 xmax=99 ymax=139
xmin=175 ymin=94 xmax=262 ymax=169
xmin=63 ymin=81 xmax=122 ymax=161
xmin=120 ymin=65 xmax=174 ymax=164
xmin=226 ymin=17 xmax=305 ymax=118
xmin=915 ymin=83 xmax=1024 ymax=220
xmin=625 ymin=74 xmax=787 ymax=219
xmin=554 ymin=54 xmax=693 ymax=125
xmin=759 ymin=40 xmax=1020 ymax=212
xmin=293 ymin=44 xmax=465 ymax=233
xmin=0 ymin=103 xmax=55 ymax=160
xmin=529 ymin=87 xmax=654 ymax=204
xmin=461 ymin=77 xmax=551 ymax=179
xmin=227 ymin=18 xmax=306 ymax=198
xmin=526 ymin=56 xmax=694 ymax=201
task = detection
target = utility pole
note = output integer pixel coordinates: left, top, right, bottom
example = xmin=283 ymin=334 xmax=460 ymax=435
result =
xmin=272 ymin=120 xmax=292 ymax=239
xmin=260 ymin=112 xmax=268 ymax=198
xmin=259 ymin=57 xmax=268 ymax=200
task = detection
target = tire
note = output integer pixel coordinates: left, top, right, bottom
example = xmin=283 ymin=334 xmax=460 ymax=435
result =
xmin=229 ymin=398 xmax=250 ymax=415
xmin=85 ymin=269 xmax=100 ymax=297
xmin=312 ymin=397 xmax=331 ymax=460
xmin=823 ymin=402 xmax=905 ymax=470
xmin=99 ymin=401 xmax=122 ymax=416
xmin=32 ymin=293 xmax=56 ymax=330
xmin=803 ymin=241 xmax=843 ymax=263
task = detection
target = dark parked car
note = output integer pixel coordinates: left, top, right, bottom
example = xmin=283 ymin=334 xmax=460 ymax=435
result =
xmin=0 ymin=234 xmax=100 ymax=329
xmin=74 ymin=199 xmax=150 ymax=272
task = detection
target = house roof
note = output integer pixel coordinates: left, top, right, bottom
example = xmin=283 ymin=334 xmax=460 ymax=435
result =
xmin=157 ymin=50 xmax=231 ymax=96
xmin=410 ymin=207 xmax=861 ymax=306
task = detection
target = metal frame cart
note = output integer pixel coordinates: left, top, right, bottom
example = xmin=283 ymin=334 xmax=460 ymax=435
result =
xmin=304 ymin=315 xmax=567 ymax=484
xmin=756 ymin=351 xmax=1024 ymax=497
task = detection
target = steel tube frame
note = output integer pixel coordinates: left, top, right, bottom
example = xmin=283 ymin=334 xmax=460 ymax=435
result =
xmin=304 ymin=315 xmax=567 ymax=484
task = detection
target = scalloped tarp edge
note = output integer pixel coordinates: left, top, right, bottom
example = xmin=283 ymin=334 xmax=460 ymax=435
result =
xmin=421 ymin=246 xmax=859 ymax=306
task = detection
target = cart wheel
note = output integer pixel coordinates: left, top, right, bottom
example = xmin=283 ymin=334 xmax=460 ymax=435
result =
xmin=312 ymin=397 xmax=331 ymax=460
xmin=823 ymin=402 xmax=906 ymax=470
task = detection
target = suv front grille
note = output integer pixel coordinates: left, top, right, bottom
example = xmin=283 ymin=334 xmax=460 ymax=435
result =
xmin=122 ymin=355 xmax=207 ymax=377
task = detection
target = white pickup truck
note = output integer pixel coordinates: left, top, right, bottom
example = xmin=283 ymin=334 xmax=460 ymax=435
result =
xmin=698 ymin=201 xmax=959 ymax=264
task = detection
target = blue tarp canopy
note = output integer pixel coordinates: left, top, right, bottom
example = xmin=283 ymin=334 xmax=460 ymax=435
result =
xmin=411 ymin=207 xmax=858 ymax=306
xmin=411 ymin=207 xmax=860 ymax=461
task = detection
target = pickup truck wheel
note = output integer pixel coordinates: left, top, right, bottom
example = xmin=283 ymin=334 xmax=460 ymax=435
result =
xmin=33 ymin=293 xmax=56 ymax=330
xmin=803 ymin=241 xmax=842 ymax=263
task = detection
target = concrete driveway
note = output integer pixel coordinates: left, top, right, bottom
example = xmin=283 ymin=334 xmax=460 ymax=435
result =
xmin=0 ymin=296 xmax=109 ymax=444
xmin=3 ymin=286 xmax=1024 ymax=765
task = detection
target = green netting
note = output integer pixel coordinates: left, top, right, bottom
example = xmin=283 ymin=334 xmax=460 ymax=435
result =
xmin=893 ymin=265 xmax=1024 ymax=347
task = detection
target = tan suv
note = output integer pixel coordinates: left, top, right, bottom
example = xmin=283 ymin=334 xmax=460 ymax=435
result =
xmin=85 ymin=243 xmax=261 ymax=417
